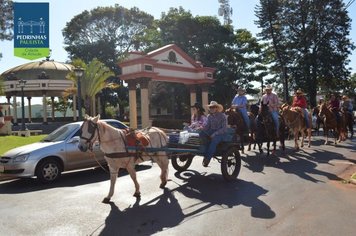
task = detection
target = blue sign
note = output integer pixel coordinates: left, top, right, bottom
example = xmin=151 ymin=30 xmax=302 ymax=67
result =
xmin=14 ymin=2 xmax=49 ymax=60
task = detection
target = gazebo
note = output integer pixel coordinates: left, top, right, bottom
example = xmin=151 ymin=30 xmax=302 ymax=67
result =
xmin=1 ymin=57 xmax=76 ymax=124
xmin=119 ymin=44 xmax=216 ymax=129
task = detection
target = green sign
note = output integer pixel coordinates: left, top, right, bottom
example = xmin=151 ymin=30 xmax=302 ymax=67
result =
xmin=14 ymin=3 xmax=49 ymax=60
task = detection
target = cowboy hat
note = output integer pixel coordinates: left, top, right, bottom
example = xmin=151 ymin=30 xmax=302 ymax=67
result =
xmin=191 ymin=102 xmax=205 ymax=112
xmin=237 ymin=87 xmax=246 ymax=93
xmin=265 ymin=84 xmax=273 ymax=90
xmin=207 ymin=101 xmax=224 ymax=112
xmin=296 ymin=89 xmax=304 ymax=95
xmin=342 ymin=95 xmax=348 ymax=99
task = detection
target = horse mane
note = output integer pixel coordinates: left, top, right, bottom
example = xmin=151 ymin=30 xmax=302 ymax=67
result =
xmin=98 ymin=120 xmax=108 ymax=134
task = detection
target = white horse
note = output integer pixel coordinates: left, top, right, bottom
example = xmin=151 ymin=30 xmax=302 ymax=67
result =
xmin=78 ymin=115 xmax=169 ymax=203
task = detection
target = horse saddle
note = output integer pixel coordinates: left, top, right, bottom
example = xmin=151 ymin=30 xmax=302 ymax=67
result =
xmin=126 ymin=130 xmax=149 ymax=147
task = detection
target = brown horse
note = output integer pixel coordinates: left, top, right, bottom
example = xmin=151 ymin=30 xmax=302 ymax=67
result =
xmin=225 ymin=108 xmax=256 ymax=153
xmin=281 ymin=104 xmax=311 ymax=149
xmin=318 ymin=103 xmax=347 ymax=145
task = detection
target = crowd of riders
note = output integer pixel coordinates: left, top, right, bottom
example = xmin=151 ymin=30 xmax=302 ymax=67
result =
xmin=181 ymin=84 xmax=354 ymax=167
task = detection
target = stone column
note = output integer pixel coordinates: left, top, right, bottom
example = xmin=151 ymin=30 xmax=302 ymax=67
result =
xmin=51 ymin=97 xmax=55 ymax=121
xmin=13 ymin=95 xmax=18 ymax=125
xmin=6 ymin=96 xmax=11 ymax=116
xmin=27 ymin=97 xmax=32 ymax=123
xmin=42 ymin=92 xmax=47 ymax=124
xmin=128 ymin=80 xmax=137 ymax=129
xmin=139 ymin=78 xmax=151 ymax=128
xmin=202 ymin=84 xmax=210 ymax=114
xmin=188 ymin=85 xmax=197 ymax=106
xmin=73 ymin=95 xmax=77 ymax=121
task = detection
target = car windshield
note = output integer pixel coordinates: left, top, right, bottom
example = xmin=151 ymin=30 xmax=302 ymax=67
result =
xmin=42 ymin=123 xmax=79 ymax=142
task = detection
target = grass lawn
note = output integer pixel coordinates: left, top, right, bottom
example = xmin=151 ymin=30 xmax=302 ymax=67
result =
xmin=352 ymin=173 xmax=356 ymax=180
xmin=0 ymin=135 xmax=47 ymax=155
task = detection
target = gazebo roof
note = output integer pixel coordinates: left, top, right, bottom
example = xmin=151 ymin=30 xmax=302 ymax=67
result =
xmin=1 ymin=58 xmax=73 ymax=80
xmin=1 ymin=58 xmax=74 ymax=97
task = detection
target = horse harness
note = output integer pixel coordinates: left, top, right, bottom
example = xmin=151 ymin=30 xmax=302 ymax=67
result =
xmin=80 ymin=119 xmax=99 ymax=151
xmin=81 ymin=119 xmax=164 ymax=161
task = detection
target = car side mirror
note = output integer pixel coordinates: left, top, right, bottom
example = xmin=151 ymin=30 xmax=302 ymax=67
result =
xmin=67 ymin=136 xmax=80 ymax=144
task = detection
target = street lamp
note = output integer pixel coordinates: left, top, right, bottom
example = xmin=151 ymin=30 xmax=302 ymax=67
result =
xmin=18 ymin=79 xmax=27 ymax=131
xmin=74 ymin=67 xmax=84 ymax=121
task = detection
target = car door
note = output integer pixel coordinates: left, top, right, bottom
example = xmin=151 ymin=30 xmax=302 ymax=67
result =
xmin=64 ymin=129 xmax=105 ymax=171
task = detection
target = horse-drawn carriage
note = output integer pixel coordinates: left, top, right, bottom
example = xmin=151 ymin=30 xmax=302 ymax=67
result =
xmin=166 ymin=128 xmax=241 ymax=181
xmin=78 ymin=115 xmax=241 ymax=202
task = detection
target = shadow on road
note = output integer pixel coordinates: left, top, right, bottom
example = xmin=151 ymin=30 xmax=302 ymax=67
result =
xmin=241 ymin=137 xmax=355 ymax=183
xmin=92 ymin=171 xmax=275 ymax=236
xmin=173 ymin=170 xmax=275 ymax=219
xmin=93 ymin=188 xmax=184 ymax=236
xmin=0 ymin=164 xmax=152 ymax=194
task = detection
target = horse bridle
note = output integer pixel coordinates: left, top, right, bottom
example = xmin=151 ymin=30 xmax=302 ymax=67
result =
xmin=80 ymin=119 xmax=100 ymax=150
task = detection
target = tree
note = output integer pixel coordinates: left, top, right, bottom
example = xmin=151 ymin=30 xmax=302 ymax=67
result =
xmin=0 ymin=0 xmax=13 ymax=60
xmin=63 ymin=4 xmax=155 ymax=73
xmin=256 ymin=0 xmax=355 ymax=106
xmin=63 ymin=4 xmax=155 ymax=117
xmin=156 ymin=7 xmax=265 ymax=107
xmin=0 ymin=0 xmax=13 ymax=41
xmin=216 ymin=29 xmax=267 ymax=105
xmin=65 ymin=58 xmax=116 ymax=116
xmin=46 ymin=97 xmax=70 ymax=118
xmin=255 ymin=0 xmax=293 ymax=101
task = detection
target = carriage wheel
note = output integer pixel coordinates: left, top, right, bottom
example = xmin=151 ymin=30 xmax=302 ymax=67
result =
xmin=221 ymin=147 xmax=241 ymax=181
xmin=171 ymin=154 xmax=194 ymax=172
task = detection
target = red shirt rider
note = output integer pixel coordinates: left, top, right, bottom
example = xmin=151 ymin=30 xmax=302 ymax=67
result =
xmin=292 ymin=90 xmax=307 ymax=109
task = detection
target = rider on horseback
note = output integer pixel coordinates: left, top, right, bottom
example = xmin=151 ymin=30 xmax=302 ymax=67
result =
xmin=341 ymin=95 xmax=354 ymax=125
xmin=292 ymin=89 xmax=310 ymax=128
xmin=341 ymin=95 xmax=353 ymax=114
xmin=231 ymin=87 xmax=250 ymax=134
xmin=328 ymin=94 xmax=341 ymax=122
xmin=261 ymin=84 xmax=280 ymax=136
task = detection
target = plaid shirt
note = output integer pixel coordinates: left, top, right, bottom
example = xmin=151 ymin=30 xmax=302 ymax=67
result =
xmin=203 ymin=112 xmax=227 ymax=137
xmin=262 ymin=92 xmax=279 ymax=112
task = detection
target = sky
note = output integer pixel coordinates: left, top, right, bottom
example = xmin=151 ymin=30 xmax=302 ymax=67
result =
xmin=0 ymin=0 xmax=355 ymax=104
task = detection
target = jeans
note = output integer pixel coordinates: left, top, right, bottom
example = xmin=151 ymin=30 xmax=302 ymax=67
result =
xmin=302 ymin=108 xmax=310 ymax=128
xmin=199 ymin=130 xmax=225 ymax=161
xmin=271 ymin=111 xmax=279 ymax=135
xmin=334 ymin=110 xmax=340 ymax=122
xmin=240 ymin=110 xmax=250 ymax=132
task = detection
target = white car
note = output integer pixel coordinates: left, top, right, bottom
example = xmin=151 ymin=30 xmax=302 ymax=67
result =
xmin=0 ymin=119 xmax=128 ymax=183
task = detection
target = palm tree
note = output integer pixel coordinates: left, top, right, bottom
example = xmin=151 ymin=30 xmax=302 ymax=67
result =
xmin=64 ymin=58 xmax=117 ymax=116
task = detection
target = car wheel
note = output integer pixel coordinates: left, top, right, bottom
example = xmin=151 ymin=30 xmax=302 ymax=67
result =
xmin=35 ymin=158 xmax=62 ymax=183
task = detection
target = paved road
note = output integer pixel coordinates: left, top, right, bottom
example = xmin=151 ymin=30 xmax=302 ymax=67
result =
xmin=0 ymin=136 xmax=355 ymax=236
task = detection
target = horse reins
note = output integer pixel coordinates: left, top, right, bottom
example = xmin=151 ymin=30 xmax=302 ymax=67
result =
xmin=80 ymin=119 xmax=100 ymax=151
